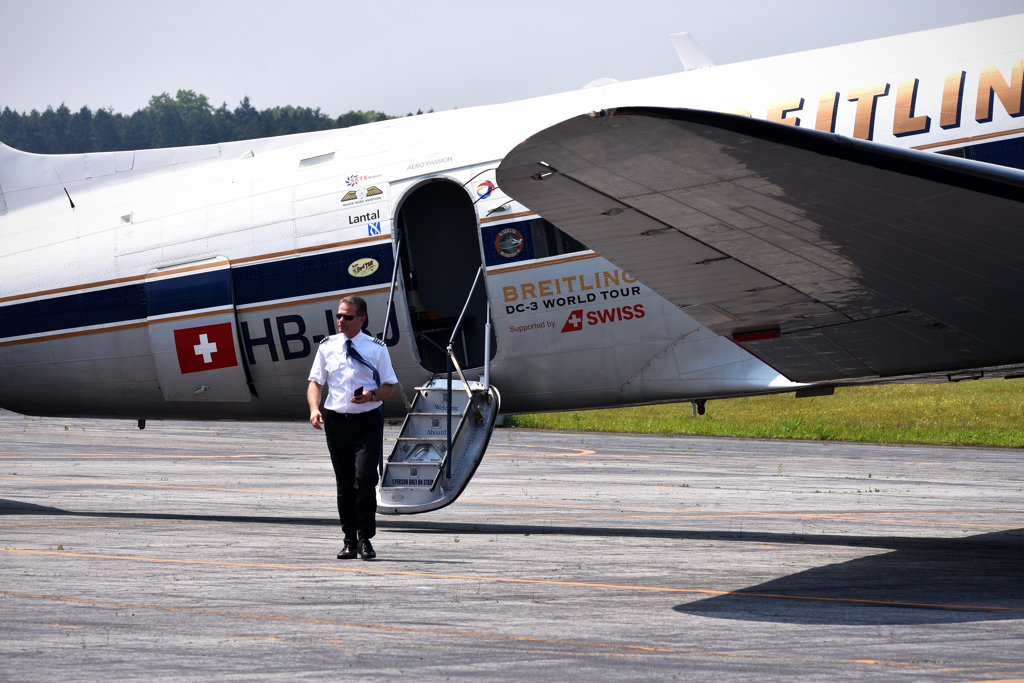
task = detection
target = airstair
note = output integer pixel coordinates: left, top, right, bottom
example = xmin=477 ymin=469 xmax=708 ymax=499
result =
xmin=378 ymin=378 xmax=499 ymax=514
xmin=375 ymin=243 xmax=499 ymax=514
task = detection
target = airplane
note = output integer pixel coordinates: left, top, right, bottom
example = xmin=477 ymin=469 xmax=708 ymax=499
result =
xmin=1 ymin=15 xmax=1022 ymax=513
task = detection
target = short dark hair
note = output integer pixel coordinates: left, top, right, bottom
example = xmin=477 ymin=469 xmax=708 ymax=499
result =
xmin=339 ymin=295 xmax=367 ymax=318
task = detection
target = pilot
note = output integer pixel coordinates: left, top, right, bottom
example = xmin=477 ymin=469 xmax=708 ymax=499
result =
xmin=307 ymin=295 xmax=398 ymax=560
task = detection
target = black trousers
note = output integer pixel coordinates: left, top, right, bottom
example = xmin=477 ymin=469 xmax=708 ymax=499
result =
xmin=323 ymin=408 xmax=382 ymax=540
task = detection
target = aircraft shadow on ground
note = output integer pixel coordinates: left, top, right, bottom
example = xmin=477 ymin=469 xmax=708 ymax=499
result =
xmin=672 ymin=529 xmax=1024 ymax=626
xmin=0 ymin=498 xmax=338 ymax=526
xmin=0 ymin=499 xmax=68 ymax=515
xmin=4 ymin=498 xmax=1021 ymax=625
xmin=384 ymin=520 xmax=1024 ymax=625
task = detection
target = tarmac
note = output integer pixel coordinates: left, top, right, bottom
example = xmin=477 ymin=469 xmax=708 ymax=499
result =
xmin=1 ymin=407 xmax=1022 ymax=681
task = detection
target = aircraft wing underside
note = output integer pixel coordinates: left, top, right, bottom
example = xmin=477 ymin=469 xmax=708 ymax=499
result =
xmin=497 ymin=108 xmax=1024 ymax=384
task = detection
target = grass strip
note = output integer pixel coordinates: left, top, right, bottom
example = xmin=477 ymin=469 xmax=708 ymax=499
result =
xmin=503 ymin=379 xmax=1024 ymax=448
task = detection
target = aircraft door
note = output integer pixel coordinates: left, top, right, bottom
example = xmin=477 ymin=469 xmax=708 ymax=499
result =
xmin=397 ymin=180 xmax=494 ymax=372
xmin=145 ymin=257 xmax=253 ymax=402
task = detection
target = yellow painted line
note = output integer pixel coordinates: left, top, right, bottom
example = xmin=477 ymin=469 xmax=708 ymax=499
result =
xmin=5 ymin=589 xmax=1023 ymax=672
xmin=3 ymin=549 xmax=312 ymax=569
xmin=459 ymin=498 xmax=726 ymax=513
xmin=316 ymin=566 xmax=1024 ymax=611
xmin=507 ymin=449 xmax=1022 ymax=468
xmin=0 ymin=454 xmax=315 ymax=458
xmin=0 ymin=588 xmax=675 ymax=655
xmin=486 ymin=251 xmax=601 ymax=275
xmin=507 ymin=514 xmax=1019 ymax=529
xmin=2 ymin=621 xmax=83 ymax=630
xmin=240 ymin=287 xmax=390 ymax=314
xmin=5 ymin=478 xmax=723 ymax=510
xmin=489 ymin=452 xmax=604 ymax=458
xmin=0 ymin=321 xmax=151 ymax=348
xmin=0 ymin=616 xmax=653 ymax=658
xmin=478 ymin=210 xmax=536 ymax=224
xmin=5 ymin=549 xmax=1022 ymax=612
xmin=0 ymin=520 xmax=196 ymax=530
xmin=135 ymin=308 xmax=235 ymax=328
xmin=0 ymin=618 xmax=649 ymax=657
xmin=505 ymin=445 xmax=598 ymax=457
xmin=228 ymin=235 xmax=389 ymax=266
xmin=485 ymin=451 xmax=612 ymax=458
xmin=1 ymin=286 xmax=393 ymax=348
xmin=911 ymin=126 xmax=1024 ymax=151
xmin=460 ymin=498 xmax=1015 ymax=519
xmin=3 ymin=477 xmax=1015 ymax=528
xmin=0 ymin=618 xmax=310 ymax=646
xmin=0 ymin=236 xmax=387 ymax=305
xmin=0 ymin=477 xmax=332 ymax=496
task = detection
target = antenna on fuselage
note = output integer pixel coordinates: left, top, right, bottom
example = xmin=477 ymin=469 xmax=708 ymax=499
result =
xmin=52 ymin=167 xmax=75 ymax=209
xmin=670 ymin=32 xmax=715 ymax=71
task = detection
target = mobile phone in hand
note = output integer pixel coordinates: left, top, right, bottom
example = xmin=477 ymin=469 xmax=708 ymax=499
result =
xmin=354 ymin=386 xmax=364 ymax=397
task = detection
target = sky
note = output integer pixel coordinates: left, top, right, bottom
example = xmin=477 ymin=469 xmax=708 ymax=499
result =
xmin=2 ymin=1 xmax=1021 ymax=118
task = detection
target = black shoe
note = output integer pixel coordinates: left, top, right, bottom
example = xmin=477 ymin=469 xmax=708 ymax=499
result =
xmin=337 ymin=539 xmax=357 ymax=560
xmin=358 ymin=539 xmax=376 ymax=560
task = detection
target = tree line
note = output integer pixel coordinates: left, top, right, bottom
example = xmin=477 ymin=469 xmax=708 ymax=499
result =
xmin=0 ymin=90 xmax=403 ymax=155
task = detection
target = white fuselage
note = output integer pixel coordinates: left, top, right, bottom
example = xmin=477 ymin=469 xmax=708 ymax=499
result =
xmin=0 ymin=15 xmax=1021 ymax=420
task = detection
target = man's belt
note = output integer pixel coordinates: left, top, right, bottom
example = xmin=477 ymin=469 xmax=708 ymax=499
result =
xmin=325 ymin=409 xmax=376 ymax=420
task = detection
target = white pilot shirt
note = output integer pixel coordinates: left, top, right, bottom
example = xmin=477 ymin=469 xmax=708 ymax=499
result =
xmin=308 ymin=331 xmax=399 ymax=414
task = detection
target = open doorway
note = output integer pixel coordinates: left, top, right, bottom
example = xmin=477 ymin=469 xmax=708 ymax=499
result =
xmin=397 ymin=179 xmax=494 ymax=373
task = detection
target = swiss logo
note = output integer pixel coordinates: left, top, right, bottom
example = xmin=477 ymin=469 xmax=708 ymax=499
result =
xmin=173 ymin=323 xmax=238 ymax=374
xmin=561 ymin=309 xmax=583 ymax=333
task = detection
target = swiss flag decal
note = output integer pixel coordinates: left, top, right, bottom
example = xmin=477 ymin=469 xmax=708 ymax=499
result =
xmin=173 ymin=323 xmax=239 ymax=374
xmin=561 ymin=309 xmax=584 ymax=333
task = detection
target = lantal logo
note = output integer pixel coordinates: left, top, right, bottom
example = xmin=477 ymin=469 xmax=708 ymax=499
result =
xmin=477 ymin=181 xmax=495 ymax=198
xmin=561 ymin=309 xmax=583 ymax=333
xmin=368 ymin=221 xmax=382 ymax=236
xmin=347 ymin=209 xmax=381 ymax=226
xmin=173 ymin=323 xmax=238 ymax=374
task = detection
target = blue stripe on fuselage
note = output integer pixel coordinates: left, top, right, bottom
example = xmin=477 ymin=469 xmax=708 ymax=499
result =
xmin=232 ymin=243 xmax=392 ymax=306
xmin=146 ymin=268 xmax=233 ymax=317
xmin=0 ymin=283 xmax=147 ymax=339
xmin=0 ymin=242 xmax=393 ymax=340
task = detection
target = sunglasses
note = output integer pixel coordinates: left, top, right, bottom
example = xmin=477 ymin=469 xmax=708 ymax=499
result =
xmin=336 ymin=313 xmax=361 ymax=321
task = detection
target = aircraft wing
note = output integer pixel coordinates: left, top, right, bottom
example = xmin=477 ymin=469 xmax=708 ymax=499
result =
xmin=497 ymin=108 xmax=1024 ymax=383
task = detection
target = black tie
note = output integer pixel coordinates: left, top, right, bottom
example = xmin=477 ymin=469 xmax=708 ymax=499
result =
xmin=346 ymin=339 xmax=380 ymax=388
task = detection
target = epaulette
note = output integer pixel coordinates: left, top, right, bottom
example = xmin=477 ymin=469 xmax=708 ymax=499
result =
xmin=371 ymin=336 xmax=387 ymax=347
xmin=319 ymin=334 xmax=334 ymax=344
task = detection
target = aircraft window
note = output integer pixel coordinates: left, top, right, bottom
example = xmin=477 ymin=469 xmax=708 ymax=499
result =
xmin=529 ymin=218 xmax=588 ymax=258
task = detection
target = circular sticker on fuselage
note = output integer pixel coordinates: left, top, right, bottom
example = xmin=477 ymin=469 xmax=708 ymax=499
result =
xmin=477 ymin=181 xmax=495 ymax=198
xmin=495 ymin=227 xmax=524 ymax=258
xmin=348 ymin=257 xmax=379 ymax=277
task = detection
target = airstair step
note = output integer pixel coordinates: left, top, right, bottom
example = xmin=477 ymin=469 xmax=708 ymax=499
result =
xmin=377 ymin=379 xmax=500 ymax=514
xmin=406 ymin=410 xmax=467 ymax=417
xmin=406 ymin=411 xmax=464 ymax=416
xmin=382 ymin=461 xmax=438 ymax=488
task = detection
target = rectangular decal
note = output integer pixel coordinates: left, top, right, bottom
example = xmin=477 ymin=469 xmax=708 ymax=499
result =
xmin=173 ymin=322 xmax=239 ymax=374
xmin=340 ymin=182 xmax=389 ymax=209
